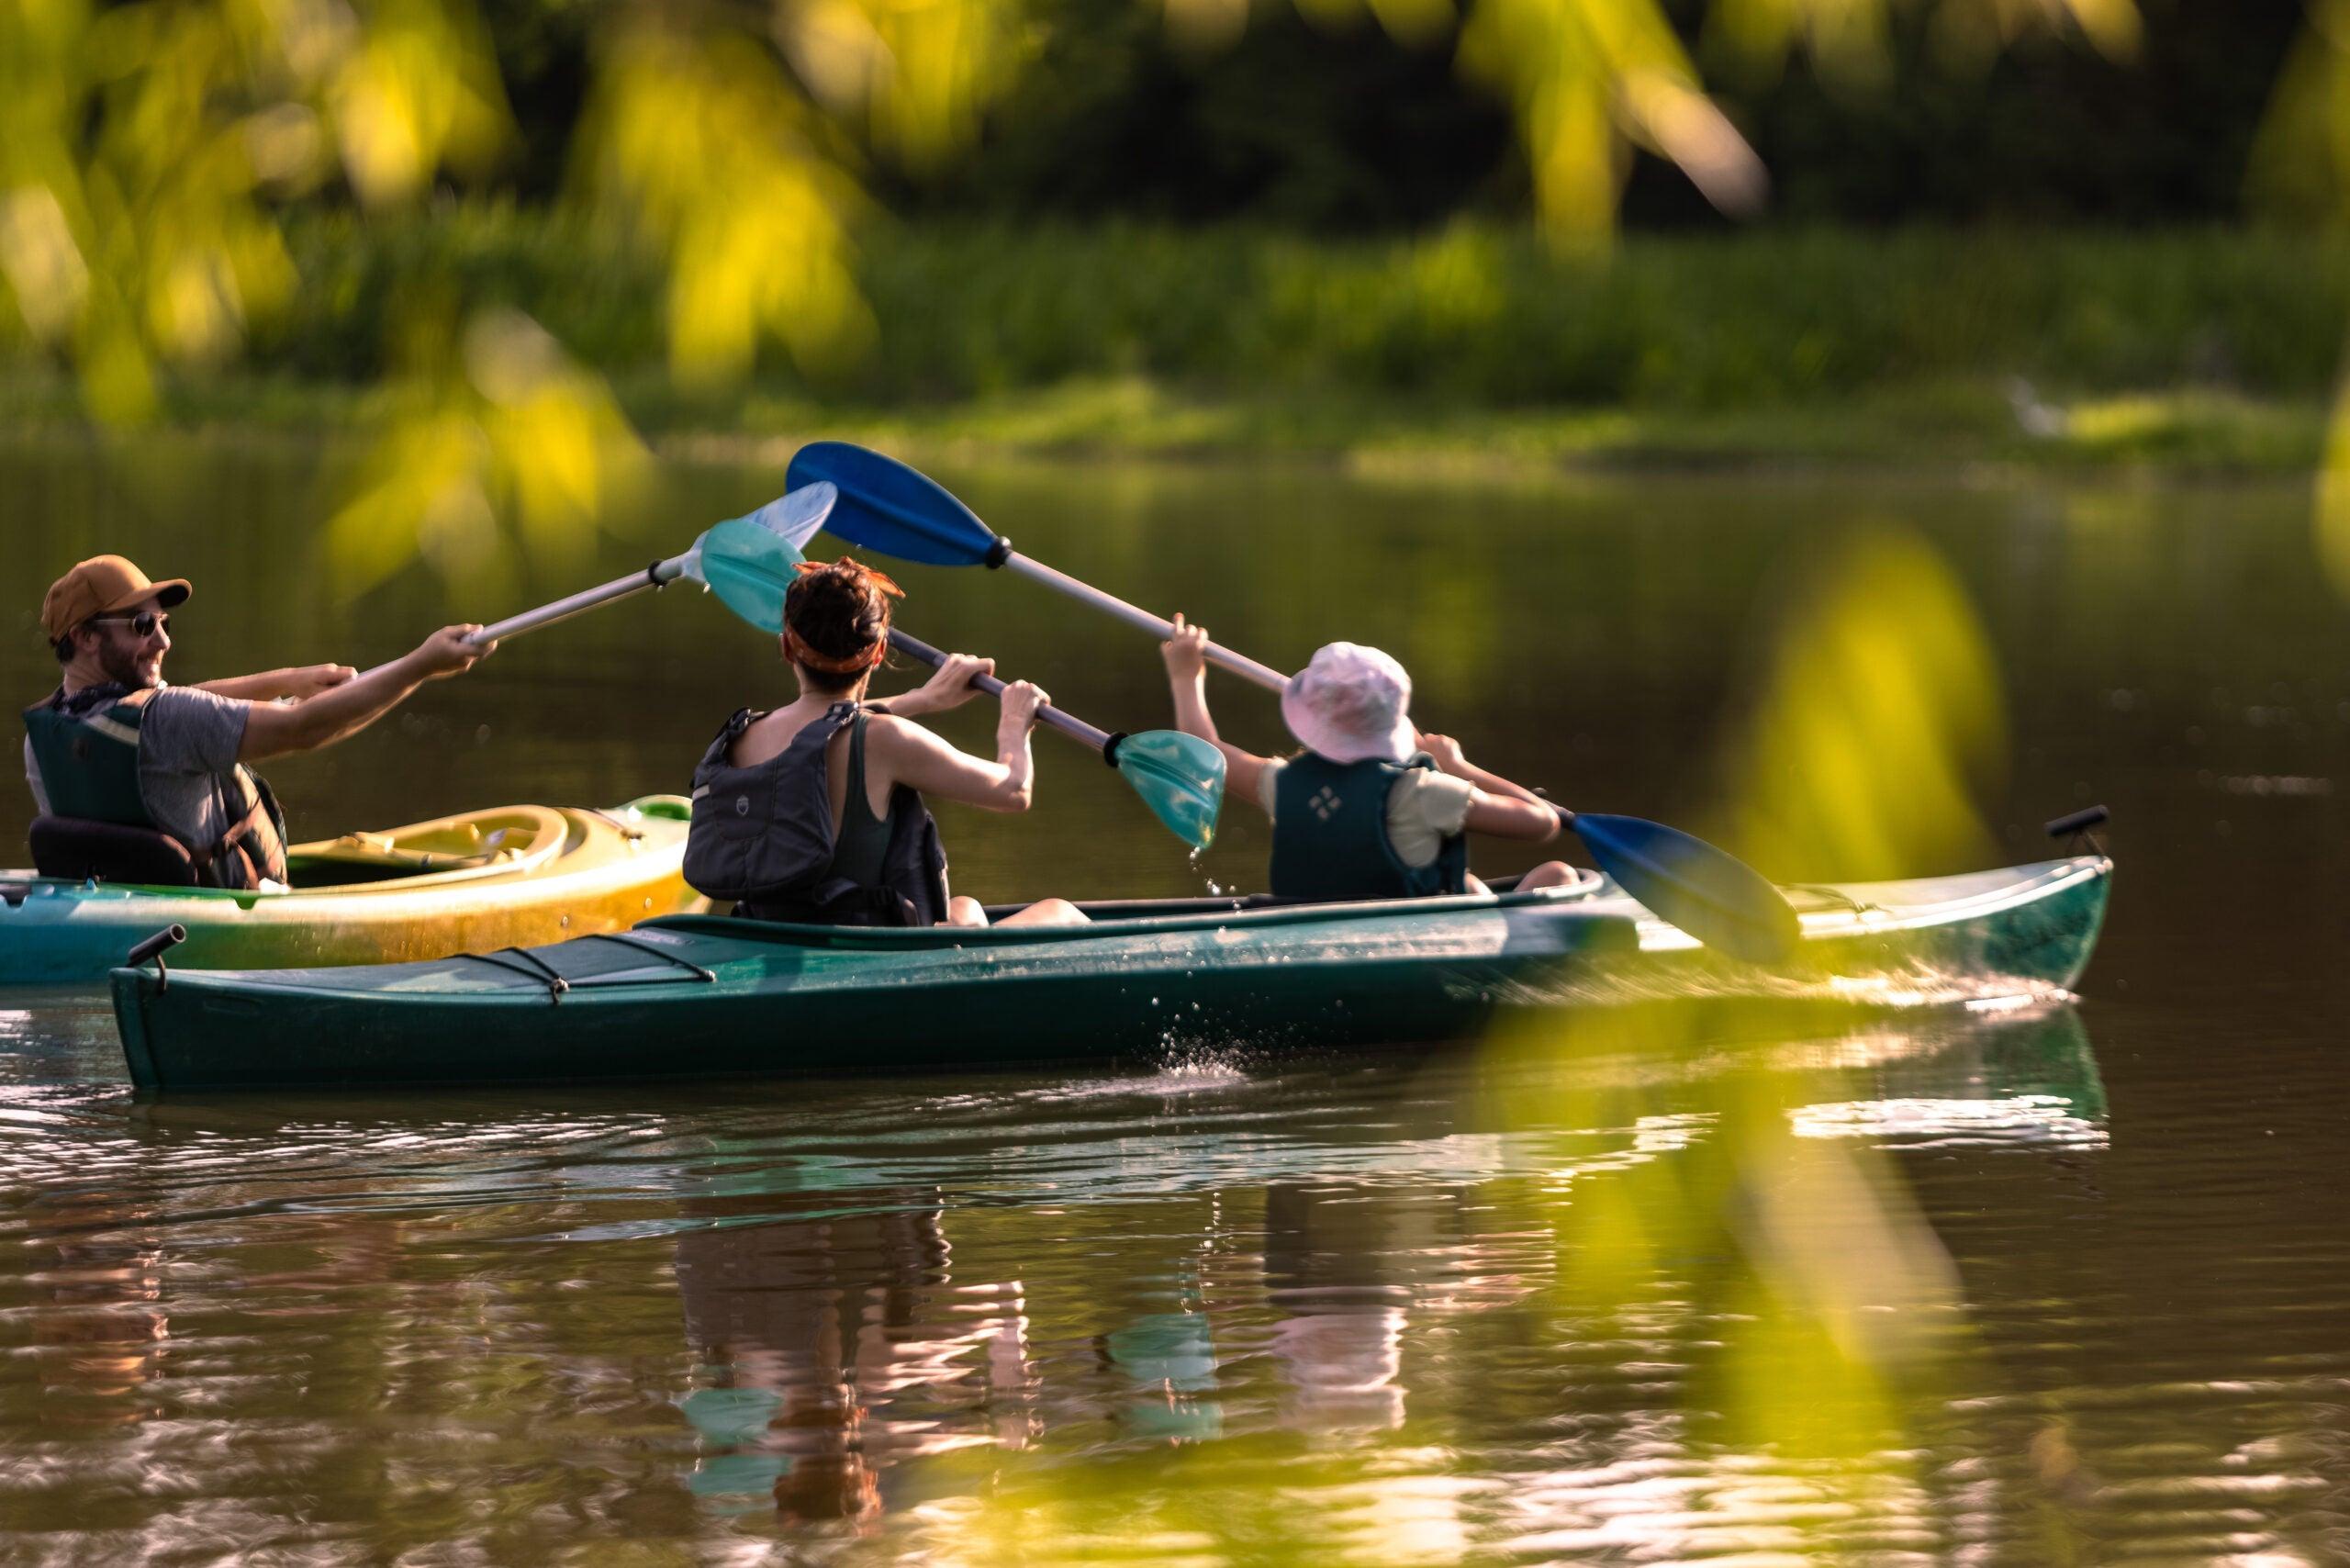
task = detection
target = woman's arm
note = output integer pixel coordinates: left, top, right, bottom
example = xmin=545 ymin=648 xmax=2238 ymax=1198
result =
xmin=864 ymin=652 xmax=995 ymax=719
xmin=1163 ymin=615 xmax=1270 ymax=809
xmin=870 ymin=680 xmax=1048 ymax=813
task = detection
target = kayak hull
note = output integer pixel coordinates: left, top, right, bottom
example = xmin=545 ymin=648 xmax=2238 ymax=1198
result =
xmin=110 ymin=857 xmax=2110 ymax=1092
xmin=6 ymin=797 xmax=701 ymax=986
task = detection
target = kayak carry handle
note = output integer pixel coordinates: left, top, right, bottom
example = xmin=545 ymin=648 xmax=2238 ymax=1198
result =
xmin=2044 ymin=804 xmax=2110 ymax=854
xmin=127 ymin=924 xmax=187 ymax=991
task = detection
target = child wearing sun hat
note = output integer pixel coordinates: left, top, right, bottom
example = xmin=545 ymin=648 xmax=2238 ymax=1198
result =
xmin=1161 ymin=619 xmax=1577 ymax=901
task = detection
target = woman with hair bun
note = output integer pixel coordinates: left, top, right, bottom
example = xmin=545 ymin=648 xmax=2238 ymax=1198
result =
xmin=683 ymin=557 xmax=1086 ymax=928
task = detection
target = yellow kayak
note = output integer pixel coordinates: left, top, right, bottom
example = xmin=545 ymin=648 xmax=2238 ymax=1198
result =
xmin=1 ymin=796 xmax=701 ymax=985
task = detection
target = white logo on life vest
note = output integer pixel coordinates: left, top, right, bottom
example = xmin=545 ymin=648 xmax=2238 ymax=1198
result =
xmin=734 ymin=795 xmax=751 ymax=816
xmin=1309 ymin=786 xmax=1342 ymax=821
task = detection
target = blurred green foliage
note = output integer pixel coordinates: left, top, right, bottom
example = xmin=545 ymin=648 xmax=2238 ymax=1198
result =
xmin=4 ymin=0 xmax=2191 ymax=428
xmin=455 ymin=0 xmax=2300 ymax=233
xmin=151 ymin=209 xmax=2350 ymax=411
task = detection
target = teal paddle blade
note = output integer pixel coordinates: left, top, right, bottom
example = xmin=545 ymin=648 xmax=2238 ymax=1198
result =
xmin=1570 ymin=812 xmax=1800 ymax=965
xmin=787 ymin=442 xmax=1000 ymax=566
xmin=693 ymin=515 xmax=804 ymax=634
xmin=733 ymin=480 xmax=836 ymax=552
xmin=1110 ymin=730 xmax=1225 ymax=851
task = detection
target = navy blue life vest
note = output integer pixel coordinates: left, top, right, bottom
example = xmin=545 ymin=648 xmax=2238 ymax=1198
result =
xmin=1268 ymin=751 xmax=1469 ymax=902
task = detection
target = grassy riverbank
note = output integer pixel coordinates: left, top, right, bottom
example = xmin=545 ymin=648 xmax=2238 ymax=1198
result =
xmin=2 ymin=216 xmax=2338 ymax=474
xmin=0 ymin=364 xmax=2323 ymax=476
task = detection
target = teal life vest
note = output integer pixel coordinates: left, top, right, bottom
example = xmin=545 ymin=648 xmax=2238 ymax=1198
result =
xmin=1267 ymin=751 xmax=1469 ymax=902
xmin=23 ymin=684 xmax=289 ymax=889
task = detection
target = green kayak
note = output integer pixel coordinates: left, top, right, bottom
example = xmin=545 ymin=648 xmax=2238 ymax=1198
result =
xmin=110 ymin=855 xmax=2109 ymax=1091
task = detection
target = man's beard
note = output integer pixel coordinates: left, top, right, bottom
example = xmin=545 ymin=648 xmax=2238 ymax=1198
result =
xmin=96 ymin=641 xmax=159 ymax=689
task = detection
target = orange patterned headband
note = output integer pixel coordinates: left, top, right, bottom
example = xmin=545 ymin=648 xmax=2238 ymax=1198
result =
xmin=783 ymin=557 xmax=903 ymax=674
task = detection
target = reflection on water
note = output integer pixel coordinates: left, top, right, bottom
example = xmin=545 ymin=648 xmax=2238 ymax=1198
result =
xmin=1 ymin=980 xmax=2346 ymax=1561
xmin=0 ymin=998 xmax=2154 ymax=1559
xmin=675 ymin=1190 xmax=1029 ymax=1523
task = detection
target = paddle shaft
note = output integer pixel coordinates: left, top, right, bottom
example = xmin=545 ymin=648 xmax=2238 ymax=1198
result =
xmin=468 ymin=555 xmax=688 ymax=645
xmin=886 ymin=629 xmax=1119 ymax=761
xmin=997 ymin=553 xmax=1290 ymax=692
xmin=351 ymin=554 xmax=691 ymax=682
xmin=1000 ymin=553 xmax=1578 ymax=822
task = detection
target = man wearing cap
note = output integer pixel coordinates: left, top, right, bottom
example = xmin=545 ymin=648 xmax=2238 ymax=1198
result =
xmin=25 ymin=555 xmax=495 ymax=889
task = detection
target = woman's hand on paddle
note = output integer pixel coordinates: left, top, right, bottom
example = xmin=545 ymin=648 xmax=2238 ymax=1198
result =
xmin=1161 ymin=615 xmax=1210 ymax=684
xmin=898 ymin=652 xmax=994 ymax=717
xmin=997 ymin=678 xmax=1049 ymax=734
xmin=415 ymin=625 xmax=495 ymax=679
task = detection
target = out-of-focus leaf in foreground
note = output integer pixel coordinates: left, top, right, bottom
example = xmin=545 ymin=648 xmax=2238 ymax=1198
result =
xmin=0 ymin=0 xmax=509 ymax=420
xmin=1467 ymin=532 xmax=2003 ymax=1523
xmin=1458 ymin=0 xmax=1768 ymax=241
xmin=326 ymin=306 xmax=648 ymax=597
xmin=1718 ymin=528 xmax=2006 ymax=883
xmin=575 ymin=24 xmax=873 ymax=386
xmin=2253 ymin=0 xmax=2350 ymax=599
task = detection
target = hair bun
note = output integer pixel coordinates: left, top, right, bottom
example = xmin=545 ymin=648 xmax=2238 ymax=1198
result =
xmin=783 ymin=557 xmax=899 ymax=678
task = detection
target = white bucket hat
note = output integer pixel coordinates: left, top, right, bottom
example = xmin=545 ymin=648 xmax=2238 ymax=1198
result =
xmin=1281 ymin=642 xmax=1417 ymax=765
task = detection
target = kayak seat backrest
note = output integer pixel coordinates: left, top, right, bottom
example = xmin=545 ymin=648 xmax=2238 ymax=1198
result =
xmin=28 ymin=814 xmax=202 ymax=886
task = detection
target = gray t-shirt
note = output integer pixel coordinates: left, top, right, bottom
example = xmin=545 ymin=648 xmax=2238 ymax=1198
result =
xmin=25 ymin=685 xmax=255 ymax=851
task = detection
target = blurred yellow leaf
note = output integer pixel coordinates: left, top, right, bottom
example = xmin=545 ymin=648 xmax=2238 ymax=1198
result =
xmin=2318 ymin=388 xmax=2350 ymax=600
xmin=1718 ymin=528 xmax=2005 ymax=880
xmin=579 ymin=25 xmax=873 ymax=386
xmin=0 ymin=185 xmax=90 ymax=340
xmin=327 ymin=0 xmax=510 ymax=206
xmin=1460 ymin=0 xmax=1765 ymax=241
xmin=328 ymin=307 xmax=649 ymax=597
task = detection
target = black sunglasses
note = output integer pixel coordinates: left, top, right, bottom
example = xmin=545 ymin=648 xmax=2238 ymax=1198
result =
xmin=87 ymin=611 xmax=171 ymax=638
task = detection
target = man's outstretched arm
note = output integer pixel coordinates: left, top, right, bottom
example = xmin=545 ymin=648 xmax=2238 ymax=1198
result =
xmin=237 ymin=629 xmax=491 ymax=763
xmin=195 ymin=665 xmax=356 ymax=702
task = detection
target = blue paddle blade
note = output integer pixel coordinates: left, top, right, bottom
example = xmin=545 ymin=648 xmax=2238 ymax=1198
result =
xmin=692 ymin=516 xmax=805 ymax=635
xmin=1110 ymin=730 xmax=1225 ymax=851
xmin=1570 ymin=812 xmax=1801 ymax=965
xmin=736 ymin=480 xmax=836 ymax=551
xmin=787 ymin=442 xmax=1000 ymax=567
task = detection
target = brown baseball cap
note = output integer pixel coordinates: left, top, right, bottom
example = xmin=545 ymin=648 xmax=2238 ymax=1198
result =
xmin=40 ymin=556 xmax=192 ymax=643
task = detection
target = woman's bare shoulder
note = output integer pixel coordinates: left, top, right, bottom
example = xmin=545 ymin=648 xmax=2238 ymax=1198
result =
xmin=860 ymin=711 xmax=945 ymax=755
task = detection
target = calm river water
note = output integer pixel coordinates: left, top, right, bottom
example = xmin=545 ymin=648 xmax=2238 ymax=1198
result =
xmin=5 ymin=435 xmax=2348 ymax=1562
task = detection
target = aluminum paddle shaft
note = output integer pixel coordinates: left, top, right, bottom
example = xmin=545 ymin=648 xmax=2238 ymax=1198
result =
xmin=787 ymin=442 xmax=1289 ymax=690
xmin=885 ymin=629 xmax=1115 ymax=757
xmin=994 ymin=555 xmax=1290 ymax=691
xmin=464 ymin=557 xmax=686 ymax=646
xmin=884 ymin=629 xmax=1226 ymax=850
